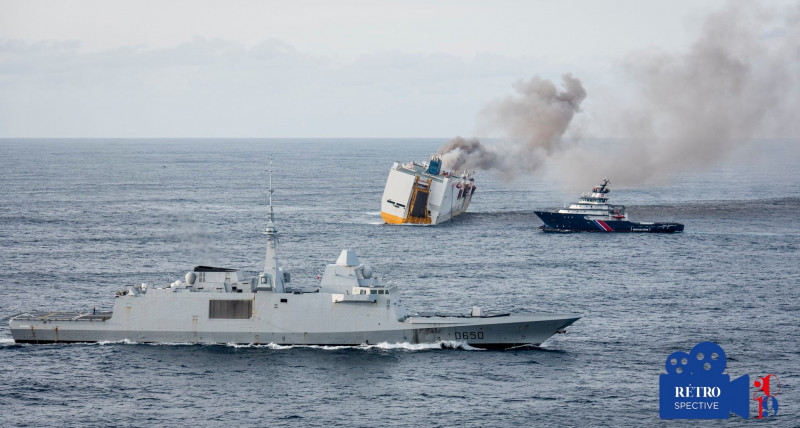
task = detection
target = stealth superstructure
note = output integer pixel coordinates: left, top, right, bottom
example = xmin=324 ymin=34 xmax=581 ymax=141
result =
xmin=10 ymin=170 xmax=579 ymax=348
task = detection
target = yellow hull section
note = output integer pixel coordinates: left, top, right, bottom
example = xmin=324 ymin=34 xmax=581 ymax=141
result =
xmin=381 ymin=212 xmax=405 ymax=224
xmin=380 ymin=211 xmax=433 ymax=225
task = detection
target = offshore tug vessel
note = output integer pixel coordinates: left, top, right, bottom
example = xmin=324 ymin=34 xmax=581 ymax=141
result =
xmin=535 ymin=178 xmax=684 ymax=233
xmin=10 ymin=171 xmax=579 ymax=349
xmin=380 ymin=157 xmax=475 ymax=225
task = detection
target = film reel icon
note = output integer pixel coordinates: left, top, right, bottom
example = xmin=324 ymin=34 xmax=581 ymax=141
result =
xmin=689 ymin=341 xmax=727 ymax=375
xmin=665 ymin=351 xmax=691 ymax=375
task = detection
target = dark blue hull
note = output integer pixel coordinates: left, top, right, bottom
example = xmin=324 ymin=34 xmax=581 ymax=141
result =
xmin=534 ymin=211 xmax=684 ymax=233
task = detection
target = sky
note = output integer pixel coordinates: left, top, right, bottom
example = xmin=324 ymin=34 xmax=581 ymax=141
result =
xmin=0 ymin=0 xmax=794 ymax=138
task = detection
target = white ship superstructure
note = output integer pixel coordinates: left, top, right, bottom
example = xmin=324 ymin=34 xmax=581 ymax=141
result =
xmin=381 ymin=157 xmax=475 ymax=225
xmin=557 ymin=178 xmax=627 ymax=219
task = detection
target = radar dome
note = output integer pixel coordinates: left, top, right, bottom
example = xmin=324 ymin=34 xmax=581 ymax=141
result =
xmin=362 ymin=266 xmax=373 ymax=279
xmin=185 ymin=272 xmax=197 ymax=285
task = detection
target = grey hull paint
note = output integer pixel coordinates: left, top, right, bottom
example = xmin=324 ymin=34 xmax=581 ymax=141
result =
xmin=9 ymin=276 xmax=580 ymax=347
xmin=10 ymin=315 xmax=580 ymax=349
xmin=10 ymin=291 xmax=579 ymax=349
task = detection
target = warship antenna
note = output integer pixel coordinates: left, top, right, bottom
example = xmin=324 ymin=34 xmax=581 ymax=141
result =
xmin=263 ymin=157 xmax=285 ymax=293
xmin=268 ymin=158 xmax=274 ymax=223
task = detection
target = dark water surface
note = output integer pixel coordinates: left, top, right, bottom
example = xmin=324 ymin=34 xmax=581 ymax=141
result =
xmin=1 ymin=139 xmax=798 ymax=426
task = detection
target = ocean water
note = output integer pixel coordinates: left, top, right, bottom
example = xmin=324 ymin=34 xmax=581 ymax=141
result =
xmin=0 ymin=138 xmax=798 ymax=427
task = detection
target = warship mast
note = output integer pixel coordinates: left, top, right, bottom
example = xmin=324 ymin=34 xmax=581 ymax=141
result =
xmin=263 ymin=158 xmax=286 ymax=293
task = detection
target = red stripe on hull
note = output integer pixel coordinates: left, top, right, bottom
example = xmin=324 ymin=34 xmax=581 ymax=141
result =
xmin=595 ymin=220 xmax=613 ymax=232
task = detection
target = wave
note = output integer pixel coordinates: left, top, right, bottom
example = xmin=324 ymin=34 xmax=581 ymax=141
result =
xmin=369 ymin=340 xmax=483 ymax=351
xmin=226 ymin=342 xmax=294 ymax=350
xmin=227 ymin=340 xmax=482 ymax=351
xmin=74 ymin=339 xmax=483 ymax=351
xmin=94 ymin=339 xmax=199 ymax=346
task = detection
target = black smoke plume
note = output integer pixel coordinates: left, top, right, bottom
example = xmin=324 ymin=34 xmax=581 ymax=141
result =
xmin=437 ymin=2 xmax=799 ymax=188
xmin=438 ymin=74 xmax=586 ymax=177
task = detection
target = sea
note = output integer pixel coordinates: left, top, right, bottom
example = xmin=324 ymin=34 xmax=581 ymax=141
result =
xmin=1 ymin=138 xmax=798 ymax=427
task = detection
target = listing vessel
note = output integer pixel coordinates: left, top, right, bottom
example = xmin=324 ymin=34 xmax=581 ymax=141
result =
xmin=10 ymin=170 xmax=579 ymax=349
xmin=380 ymin=157 xmax=475 ymax=225
xmin=534 ymin=178 xmax=684 ymax=233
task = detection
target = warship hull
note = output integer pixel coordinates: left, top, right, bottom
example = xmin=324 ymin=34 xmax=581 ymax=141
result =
xmin=535 ymin=211 xmax=684 ymax=233
xmin=11 ymin=171 xmax=579 ymax=350
xmin=10 ymin=292 xmax=579 ymax=349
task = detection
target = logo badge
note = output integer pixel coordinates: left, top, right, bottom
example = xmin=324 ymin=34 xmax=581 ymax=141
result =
xmin=659 ymin=342 xmax=750 ymax=419
xmin=753 ymin=374 xmax=780 ymax=418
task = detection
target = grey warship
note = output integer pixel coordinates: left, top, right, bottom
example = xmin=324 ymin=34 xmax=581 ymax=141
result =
xmin=9 ymin=172 xmax=580 ymax=349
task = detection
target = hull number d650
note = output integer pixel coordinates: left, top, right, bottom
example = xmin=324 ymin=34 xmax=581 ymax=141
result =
xmin=454 ymin=331 xmax=484 ymax=340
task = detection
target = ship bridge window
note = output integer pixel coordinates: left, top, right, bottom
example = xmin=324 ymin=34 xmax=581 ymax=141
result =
xmin=209 ymin=300 xmax=252 ymax=319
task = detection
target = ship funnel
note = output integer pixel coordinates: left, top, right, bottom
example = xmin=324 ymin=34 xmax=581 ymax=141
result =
xmin=427 ymin=157 xmax=442 ymax=175
xmin=336 ymin=250 xmax=360 ymax=267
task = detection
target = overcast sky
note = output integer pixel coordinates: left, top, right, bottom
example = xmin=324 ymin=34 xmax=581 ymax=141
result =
xmin=0 ymin=0 xmax=794 ymax=138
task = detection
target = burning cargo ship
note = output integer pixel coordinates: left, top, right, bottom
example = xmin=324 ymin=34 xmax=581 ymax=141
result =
xmin=380 ymin=157 xmax=475 ymax=225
